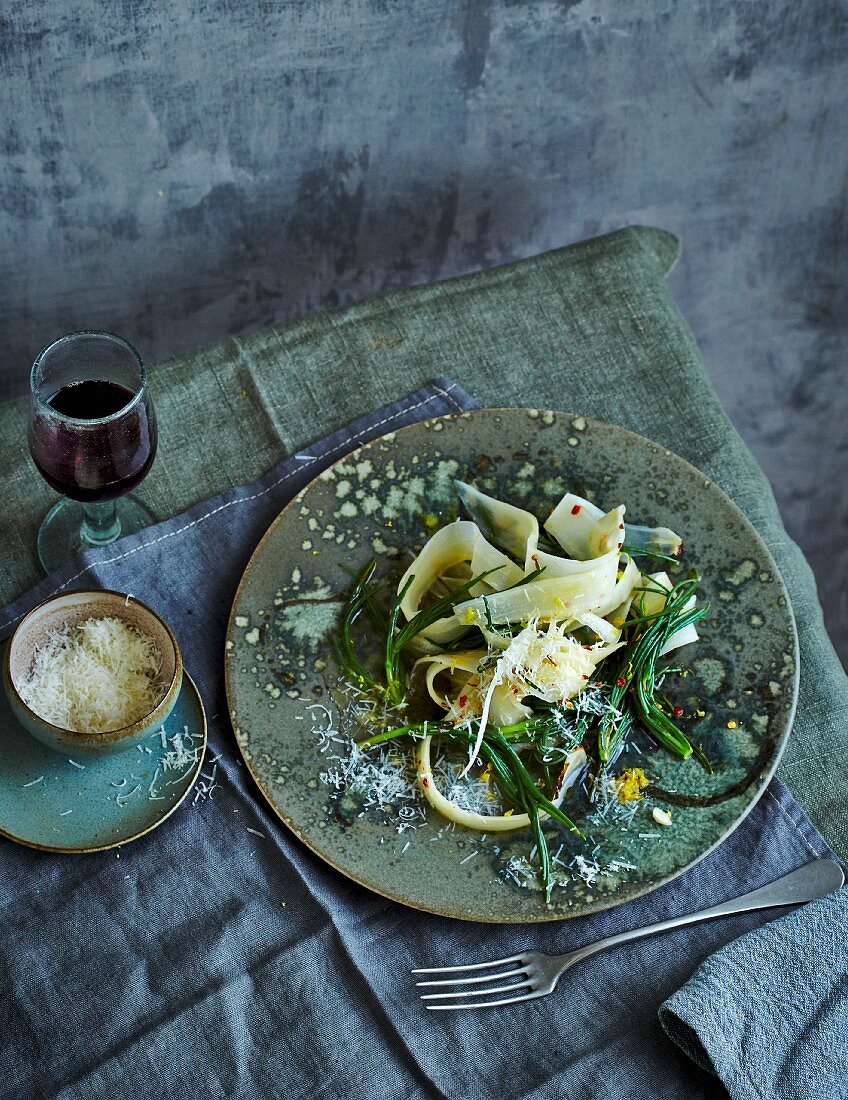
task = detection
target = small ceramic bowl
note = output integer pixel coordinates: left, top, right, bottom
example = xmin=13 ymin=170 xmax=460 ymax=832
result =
xmin=3 ymin=589 xmax=183 ymax=757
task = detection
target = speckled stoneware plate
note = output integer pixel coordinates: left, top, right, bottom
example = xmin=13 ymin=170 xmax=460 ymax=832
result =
xmin=0 ymin=665 xmax=206 ymax=853
xmin=226 ymin=410 xmax=798 ymax=923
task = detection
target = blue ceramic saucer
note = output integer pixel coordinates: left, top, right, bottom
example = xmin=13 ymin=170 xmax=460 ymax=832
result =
xmin=0 ymin=662 xmax=206 ymax=853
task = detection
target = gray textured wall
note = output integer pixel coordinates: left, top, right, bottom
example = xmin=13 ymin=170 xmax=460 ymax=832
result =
xmin=1 ymin=1 xmax=846 ymax=662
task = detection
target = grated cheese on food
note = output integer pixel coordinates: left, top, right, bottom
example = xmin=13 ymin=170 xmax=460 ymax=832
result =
xmin=19 ymin=616 xmax=164 ymax=733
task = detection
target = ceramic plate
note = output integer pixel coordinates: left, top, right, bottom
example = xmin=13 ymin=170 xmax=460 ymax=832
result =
xmin=226 ymin=410 xmax=798 ymax=922
xmin=0 ymin=667 xmax=206 ymax=853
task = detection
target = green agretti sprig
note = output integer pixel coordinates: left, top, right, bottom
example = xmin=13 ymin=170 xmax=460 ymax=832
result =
xmin=332 ymin=561 xmax=384 ymax=692
xmin=383 ymin=566 xmax=506 ymax=705
xmin=598 ymin=571 xmax=709 ymax=764
xmin=335 ymin=558 xmax=504 ymax=706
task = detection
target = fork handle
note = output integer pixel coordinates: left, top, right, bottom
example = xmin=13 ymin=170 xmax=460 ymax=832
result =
xmin=566 ymin=859 xmax=844 ymax=969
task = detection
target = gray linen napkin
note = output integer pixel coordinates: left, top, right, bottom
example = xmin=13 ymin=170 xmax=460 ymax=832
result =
xmin=660 ymin=882 xmax=848 ymax=1100
xmin=0 ymin=380 xmax=842 ymax=1100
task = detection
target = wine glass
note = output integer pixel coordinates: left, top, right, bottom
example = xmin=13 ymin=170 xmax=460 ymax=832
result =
xmin=28 ymin=330 xmax=158 ymax=572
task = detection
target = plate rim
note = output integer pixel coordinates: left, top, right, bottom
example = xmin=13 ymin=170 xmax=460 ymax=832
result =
xmin=225 ymin=407 xmax=800 ymax=922
xmin=0 ymin=669 xmax=207 ymax=855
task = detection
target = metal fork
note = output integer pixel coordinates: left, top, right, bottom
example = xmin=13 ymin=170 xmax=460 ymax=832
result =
xmin=414 ymin=858 xmax=844 ymax=1010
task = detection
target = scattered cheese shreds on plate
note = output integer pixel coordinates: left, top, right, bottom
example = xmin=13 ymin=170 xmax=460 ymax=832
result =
xmin=18 ymin=616 xmax=164 ymax=733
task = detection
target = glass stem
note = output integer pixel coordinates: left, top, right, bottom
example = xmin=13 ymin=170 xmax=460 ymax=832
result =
xmin=81 ymin=501 xmax=122 ymax=546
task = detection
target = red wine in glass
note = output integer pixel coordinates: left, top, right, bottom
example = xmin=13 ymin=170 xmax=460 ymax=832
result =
xmin=28 ymin=331 xmax=158 ymax=571
xmin=30 ymin=379 xmax=157 ymax=502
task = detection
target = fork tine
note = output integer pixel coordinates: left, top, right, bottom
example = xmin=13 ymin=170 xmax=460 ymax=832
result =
xmin=415 ymin=967 xmax=527 ymax=988
xmin=421 ymin=980 xmax=531 ymax=1001
xmin=411 ymin=953 xmax=524 ymax=975
xmin=425 ymin=989 xmax=546 ymax=1011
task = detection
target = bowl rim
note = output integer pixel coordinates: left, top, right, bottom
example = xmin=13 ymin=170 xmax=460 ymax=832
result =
xmin=4 ymin=588 xmax=183 ymax=742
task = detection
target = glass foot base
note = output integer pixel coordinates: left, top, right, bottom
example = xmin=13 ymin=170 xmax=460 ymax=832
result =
xmin=37 ymin=495 xmax=157 ymax=574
